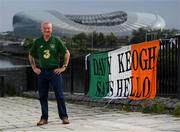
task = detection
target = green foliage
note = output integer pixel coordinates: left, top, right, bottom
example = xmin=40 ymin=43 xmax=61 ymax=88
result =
xmin=173 ymin=105 xmax=180 ymax=116
xmin=97 ymin=32 xmax=105 ymax=46
xmin=135 ymin=105 xmax=142 ymax=112
xmin=72 ymin=33 xmax=88 ymax=49
xmin=130 ymin=28 xmax=179 ymax=44
xmin=142 ymin=106 xmax=152 ymax=113
xmin=141 ymin=100 xmax=165 ymax=114
xmin=123 ymin=104 xmax=131 ymax=112
xmin=106 ymin=33 xmax=118 ymax=47
xmin=72 ymin=32 xmax=119 ymax=49
xmin=141 ymin=100 xmax=152 ymax=113
xmin=151 ymin=102 xmax=165 ymax=114
xmin=130 ymin=28 xmax=147 ymax=44
xmin=78 ymin=48 xmax=91 ymax=54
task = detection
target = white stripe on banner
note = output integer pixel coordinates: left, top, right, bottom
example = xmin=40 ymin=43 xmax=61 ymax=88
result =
xmin=106 ymin=46 xmax=132 ymax=99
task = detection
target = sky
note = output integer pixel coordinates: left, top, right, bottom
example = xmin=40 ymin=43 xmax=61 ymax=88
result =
xmin=0 ymin=0 xmax=179 ymax=32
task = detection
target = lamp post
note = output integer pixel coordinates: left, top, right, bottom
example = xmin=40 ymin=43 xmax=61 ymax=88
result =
xmin=90 ymin=26 xmax=95 ymax=49
xmin=91 ymin=31 xmax=93 ymax=49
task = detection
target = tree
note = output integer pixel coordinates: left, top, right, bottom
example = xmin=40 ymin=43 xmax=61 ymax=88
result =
xmin=130 ymin=28 xmax=147 ymax=44
xmin=130 ymin=28 xmax=179 ymax=44
xmin=72 ymin=33 xmax=88 ymax=49
xmin=97 ymin=32 xmax=106 ymax=47
xmin=106 ymin=33 xmax=118 ymax=47
xmin=92 ymin=31 xmax=98 ymax=48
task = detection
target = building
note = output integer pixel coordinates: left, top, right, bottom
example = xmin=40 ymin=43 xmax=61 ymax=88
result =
xmin=13 ymin=10 xmax=165 ymax=37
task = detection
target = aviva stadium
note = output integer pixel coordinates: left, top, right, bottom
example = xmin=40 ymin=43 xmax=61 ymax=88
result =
xmin=13 ymin=10 xmax=165 ymax=37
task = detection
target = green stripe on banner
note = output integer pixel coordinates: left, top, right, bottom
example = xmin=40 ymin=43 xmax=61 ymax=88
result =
xmin=86 ymin=40 xmax=159 ymax=100
xmin=87 ymin=52 xmax=110 ymax=98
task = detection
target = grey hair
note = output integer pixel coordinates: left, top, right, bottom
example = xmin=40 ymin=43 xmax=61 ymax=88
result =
xmin=41 ymin=21 xmax=53 ymax=29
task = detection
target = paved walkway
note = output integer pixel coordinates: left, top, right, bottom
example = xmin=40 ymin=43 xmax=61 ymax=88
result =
xmin=0 ymin=97 xmax=180 ymax=132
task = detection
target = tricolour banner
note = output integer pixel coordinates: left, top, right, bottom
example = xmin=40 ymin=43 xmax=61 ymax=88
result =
xmin=86 ymin=40 xmax=160 ymax=100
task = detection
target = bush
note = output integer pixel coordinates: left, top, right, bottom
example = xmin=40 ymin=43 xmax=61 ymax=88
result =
xmin=141 ymin=100 xmax=152 ymax=113
xmin=5 ymin=84 xmax=17 ymax=96
xmin=151 ymin=102 xmax=165 ymax=114
xmin=141 ymin=100 xmax=165 ymax=114
xmin=142 ymin=106 xmax=152 ymax=113
xmin=173 ymin=105 xmax=180 ymax=116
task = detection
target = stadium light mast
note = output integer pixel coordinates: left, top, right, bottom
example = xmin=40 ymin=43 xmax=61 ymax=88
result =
xmin=92 ymin=31 xmax=93 ymax=49
xmin=90 ymin=27 xmax=95 ymax=49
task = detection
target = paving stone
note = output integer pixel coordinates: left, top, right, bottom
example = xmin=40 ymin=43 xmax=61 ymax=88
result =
xmin=0 ymin=97 xmax=180 ymax=132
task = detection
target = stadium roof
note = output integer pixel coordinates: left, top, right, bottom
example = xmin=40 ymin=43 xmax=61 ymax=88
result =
xmin=13 ymin=10 xmax=166 ymax=37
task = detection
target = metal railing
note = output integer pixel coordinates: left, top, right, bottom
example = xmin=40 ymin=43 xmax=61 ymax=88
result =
xmin=157 ymin=36 xmax=179 ymax=98
xmin=0 ymin=75 xmax=5 ymax=97
xmin=25 ymin=36 xmax=180 ymax=99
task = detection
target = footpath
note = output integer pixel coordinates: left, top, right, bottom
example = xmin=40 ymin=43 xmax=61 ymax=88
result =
xmin=0 ymin=96 xmax=180 ymax=132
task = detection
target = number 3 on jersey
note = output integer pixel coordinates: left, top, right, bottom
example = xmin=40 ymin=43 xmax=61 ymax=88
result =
xmin=43 ymin=49 xmax=50 ymax=59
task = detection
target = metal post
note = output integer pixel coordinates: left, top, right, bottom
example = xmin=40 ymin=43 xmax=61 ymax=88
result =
xmin=146 ymin=32 xmax=157 ymax=41
xmin=84 ymin=55 xmax=89 ymax=95
xmin=177 ymin=35 xmax=180 ymax=99
xmin=70 ymin=59 xmax=74 ymax=94
xmin=91 ymin=31 xmax=94 ymax=49
xmin=0 ymin=75 xmax=5 ymax=97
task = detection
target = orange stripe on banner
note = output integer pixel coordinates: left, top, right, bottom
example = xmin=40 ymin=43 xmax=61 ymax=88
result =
xmin=129 ymin=40 xmax=160 ymax=100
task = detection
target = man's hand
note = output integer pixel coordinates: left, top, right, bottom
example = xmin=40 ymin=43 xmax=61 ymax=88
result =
xmin=53 ymin=50 xmax=70 ymax=75
xmin=29 ymin=54 xmax=41 ymax=75
xmin=53 ymin=67 xmax=66 ymax=75
xmin=33 ymin=67 xmax=41 ymax=75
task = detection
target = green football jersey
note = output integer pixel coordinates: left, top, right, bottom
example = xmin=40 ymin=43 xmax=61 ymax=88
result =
xmin=29 ymin=35 xmax=67 ymax=69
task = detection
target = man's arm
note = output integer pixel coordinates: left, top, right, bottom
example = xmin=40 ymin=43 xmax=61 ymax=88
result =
xmin=62 ymin=50 xmax=70 ymax=68
xmin=54 ymin=50 xmax=70 ymax=74
xmin=28 ymin=53 xmax=41 ymax=75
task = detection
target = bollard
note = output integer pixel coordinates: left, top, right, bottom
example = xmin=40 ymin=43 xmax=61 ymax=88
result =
xmin=0 ymin=75 xmax=5 ymax=97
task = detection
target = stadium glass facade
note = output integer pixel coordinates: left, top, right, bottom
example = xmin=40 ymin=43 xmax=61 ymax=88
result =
xmin=13 ymin=10 xmax=166 ymax=37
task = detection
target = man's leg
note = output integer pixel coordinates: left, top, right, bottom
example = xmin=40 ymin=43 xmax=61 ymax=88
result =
xmin=38 ymin=71 xmax=49 ymax=121
xmin=50 ymin=72 xmax=69 ymax=122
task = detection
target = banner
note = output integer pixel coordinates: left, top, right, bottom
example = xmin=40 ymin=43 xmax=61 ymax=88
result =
xmin=86 ymin=40 xmax=160 ymax=100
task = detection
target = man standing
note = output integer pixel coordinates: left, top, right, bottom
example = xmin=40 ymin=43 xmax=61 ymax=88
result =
xmin=28 ymin=21 xmax=70 ymax=125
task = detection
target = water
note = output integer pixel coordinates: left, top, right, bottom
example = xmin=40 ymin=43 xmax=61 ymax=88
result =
xmin=0 ymin=59 xmax=14 ymax=68
xmin=0 ymin=55 xmax=29 ymax=68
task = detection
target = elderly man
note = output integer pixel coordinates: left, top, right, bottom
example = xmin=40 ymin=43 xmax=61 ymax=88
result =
xmin=28 ymin=21 xmax=70 ymax=125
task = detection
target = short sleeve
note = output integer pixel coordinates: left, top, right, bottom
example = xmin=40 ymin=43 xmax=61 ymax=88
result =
xmin=57 ymin=37 xmax=68 ymax=55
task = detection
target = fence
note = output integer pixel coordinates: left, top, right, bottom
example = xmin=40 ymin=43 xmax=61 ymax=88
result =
xmin=20 ymin=35 xmax=180 ymax=99
xmin=157 ymin=36 xmax=179 ymax=97
xmin=0 ymin=66 xmax=28 ymax=96
xmin=0 ymin=75 xmax=5 ymax=97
